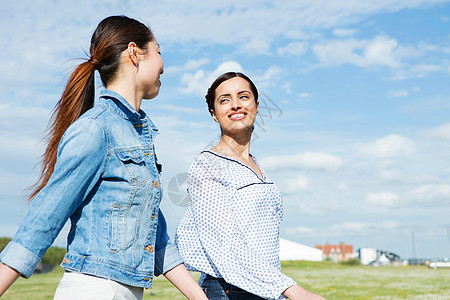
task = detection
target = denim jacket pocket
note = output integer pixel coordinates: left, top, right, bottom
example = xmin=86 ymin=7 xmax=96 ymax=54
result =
xmin=116 ymin=149 xmax=148 ymax=185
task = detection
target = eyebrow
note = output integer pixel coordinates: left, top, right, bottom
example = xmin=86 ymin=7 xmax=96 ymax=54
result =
xmin=216 ymin=90 xmax=251 ymax=100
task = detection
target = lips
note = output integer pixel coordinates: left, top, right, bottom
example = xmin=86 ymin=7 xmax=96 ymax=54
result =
xmin=228 ymin=112 xmax=246 ymax=120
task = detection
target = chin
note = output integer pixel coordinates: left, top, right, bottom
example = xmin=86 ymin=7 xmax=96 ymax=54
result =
xmin=144 ymin=91 xmax=159 ymax=100
xmin=223 ymin=125 xmax=254 ymax=136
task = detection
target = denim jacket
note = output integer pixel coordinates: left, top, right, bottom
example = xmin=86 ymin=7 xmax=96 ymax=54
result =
xmin=0 ymin=89 xmax=183 ymax=288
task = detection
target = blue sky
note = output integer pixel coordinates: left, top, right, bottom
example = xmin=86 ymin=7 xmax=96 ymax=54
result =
xmin=1 ymin=1 xmax=450 ymax=260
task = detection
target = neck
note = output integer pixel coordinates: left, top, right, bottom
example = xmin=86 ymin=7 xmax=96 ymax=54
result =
xmin=213 ymin=129 xmax=252 ymax=161
xmin=106 ymin=76 xmax=142 ymax=112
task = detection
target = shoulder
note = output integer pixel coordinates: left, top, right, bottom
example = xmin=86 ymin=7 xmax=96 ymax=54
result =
xmin=59 ymin=116 xmax=107 ymax=155
xmin=189 ymin=151 xmax=222 ymax=175
xmin=188 ymin=151 xmax=231 ymax=185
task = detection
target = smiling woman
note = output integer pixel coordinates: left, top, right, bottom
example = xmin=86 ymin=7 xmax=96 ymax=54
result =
xmin=175 ymin=72 xmax=325 ymax=300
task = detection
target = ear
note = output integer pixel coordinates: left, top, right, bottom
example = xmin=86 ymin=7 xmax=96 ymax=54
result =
xmin=211 ymin=109 xmax=219 ymax=123
xmin=127 ymin=42 xmax=139 ymax=66
xmin=256 ymin=100 xmax=259 ymax=114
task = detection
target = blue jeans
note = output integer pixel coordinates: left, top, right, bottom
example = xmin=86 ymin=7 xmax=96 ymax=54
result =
xmin=201 ymin=275 xmax=265 ymax=300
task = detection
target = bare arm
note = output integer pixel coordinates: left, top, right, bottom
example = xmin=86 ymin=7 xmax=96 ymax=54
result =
xmin=283 ymin=284 xmax=326 ymax=300
xmin=164 ymin=264 xmax=207 ymax=300
xmin=0 ymin=263 xmax=21 ymax=297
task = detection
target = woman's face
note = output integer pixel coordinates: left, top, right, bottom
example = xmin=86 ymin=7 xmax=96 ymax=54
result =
xmin=137 ymin=39 xmax=164 ymax=100
xmin=211 ymin=77 xmax=258 ymax=135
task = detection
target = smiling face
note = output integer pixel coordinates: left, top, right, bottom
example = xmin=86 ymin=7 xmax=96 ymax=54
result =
xmin=137 ymin=40 xmax=164 ymax=99
xmin=211 ymin=76 xmax=259 ymax=135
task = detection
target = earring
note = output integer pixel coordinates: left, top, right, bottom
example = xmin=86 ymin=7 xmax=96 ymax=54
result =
xmin=136 ymin=60 xmax=139 ymax=70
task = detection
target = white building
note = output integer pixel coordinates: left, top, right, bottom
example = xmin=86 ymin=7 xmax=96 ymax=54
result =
xmin=279 ymin=238 xmax=323 ymax=261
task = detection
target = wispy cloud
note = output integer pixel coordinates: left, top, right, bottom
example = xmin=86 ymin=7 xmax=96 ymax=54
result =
xmin=312 ymin=36 xmax=403 ymax=68
xmin=366 ymin=191 xmax=400 ymax=208
xmin=387 ymin=90 xmax=408 ymax=97
xmin=278 ymin=174 xmax=310 ymax=194
xmin=179 ymin=61 xmax=244 ymax=95
xmin=359 ymin=134 xmax=415 ymax=158
xmin=423 ymin=122 xmax=450 ymax=140
xmin=260 ymin=152 xmax=344 ymax=172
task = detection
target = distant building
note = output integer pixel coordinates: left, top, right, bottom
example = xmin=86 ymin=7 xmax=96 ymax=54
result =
xmin=359 ymin=248 xmax=401 ymax=266
xmin=315 ymin=242 xmax=354 ymax=262
xmin=279 ymin=238 xmax=323 ymax=261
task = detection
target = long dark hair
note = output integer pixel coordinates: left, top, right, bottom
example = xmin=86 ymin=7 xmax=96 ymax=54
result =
xmin=28 ymin=15 xmax=154 ymax=201
xmin=205 ymin=72 xmax=258 ymax=115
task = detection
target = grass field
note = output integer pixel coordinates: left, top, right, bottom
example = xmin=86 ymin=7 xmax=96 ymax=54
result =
xmin=2 ymin=261 xmax=449 ymax=299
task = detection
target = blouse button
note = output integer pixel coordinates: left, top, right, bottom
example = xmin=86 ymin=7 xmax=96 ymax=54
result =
xmin=152 ymin=181 xmax=159 ymax=188
xmin=145 ymin=245 xmax=154 ymax=253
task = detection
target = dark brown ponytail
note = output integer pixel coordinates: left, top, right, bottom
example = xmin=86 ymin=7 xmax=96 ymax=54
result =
xmin=28 ymin=15 xmax=153 ymax=201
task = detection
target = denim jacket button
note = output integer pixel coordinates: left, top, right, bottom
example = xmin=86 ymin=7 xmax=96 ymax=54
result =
xmin=152 ymin=181 xmax=159 ymax=188
xmin=145 ymin=245 xmax=154 ymax=253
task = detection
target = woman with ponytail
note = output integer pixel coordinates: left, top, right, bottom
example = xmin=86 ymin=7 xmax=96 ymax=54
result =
xmin=0 ymin=15 xmax=207 ymax=299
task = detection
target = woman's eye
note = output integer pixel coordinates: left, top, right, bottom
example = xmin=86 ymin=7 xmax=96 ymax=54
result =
xmin=219 ymin=98 xmax=229 ymax=103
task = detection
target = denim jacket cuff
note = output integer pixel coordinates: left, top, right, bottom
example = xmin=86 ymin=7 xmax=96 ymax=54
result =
xmin=0 ymin=241 xmax=41 ymax=278
xmin=154 ymin=243 xmax=184 ymax=276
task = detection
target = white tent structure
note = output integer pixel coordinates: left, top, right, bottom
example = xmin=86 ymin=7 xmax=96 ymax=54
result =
xmin=279 ymin=238 xmax=323 ymax=261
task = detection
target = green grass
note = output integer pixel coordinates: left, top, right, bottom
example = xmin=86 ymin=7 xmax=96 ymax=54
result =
xmin=2 ymin=261 xmax=449 ymax=299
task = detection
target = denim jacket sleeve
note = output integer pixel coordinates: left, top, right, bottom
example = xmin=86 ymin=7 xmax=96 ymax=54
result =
xmin=0 ymin=117 xmax=107 ymax=278
xmin=153 ymin=209 xmax=184 ymax=276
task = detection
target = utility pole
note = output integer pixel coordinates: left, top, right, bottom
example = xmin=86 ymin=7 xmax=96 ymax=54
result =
xmin=447 ymin=227 xmax=450 ymax=258
xmin=411 ymin=231 xmax=416 ymax=266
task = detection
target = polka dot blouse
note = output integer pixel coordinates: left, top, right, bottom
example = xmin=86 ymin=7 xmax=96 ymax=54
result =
xmin=175 ymin=151 xmax=296 ymax=299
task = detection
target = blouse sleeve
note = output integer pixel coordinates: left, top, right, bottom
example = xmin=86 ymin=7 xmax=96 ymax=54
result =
xmin=187 ymin=155 xmax=296 ymax=300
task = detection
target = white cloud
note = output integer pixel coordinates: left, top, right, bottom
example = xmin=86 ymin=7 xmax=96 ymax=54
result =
xmin=298 ymin=92 xmax=311 ymax=99
xmin=410 ymin=64 xmax=443 ymax=77
xmin=282 ymin=83 xmax=292 ymax=94
xmin=240 ymin=37 xmax=272 ymax=56
xmin=410 ymin=184 xmax=450 ymax=206
xmin=360 ymin=134 xmax=415 ymax=158
xmin=152 ymin=104 xmax=203 ymax=114
xmin=278 ymin=174 xmax=310 ymax=194
xmin=424 ymin=123 xmax=450 ymax=140
xmin=330 ymin=221 xmax=400 ymax=236
xmin=252 ymin=66 xmax=283 ymax=89
xmin=392 ymin=63 xmax=445 ymax=80
xmin=363 ymin=36 xmax=401 ymax=68
xmin=179 ymin=62 xmax=283 ymax=95
xmin=276 ymin=42 xmax=308 ymax=56
xmin=366 ymin=191 xmax=399 ymax=207
xmin=260 ymin=152 xmax=344 ymax=172
xmin=387 ymin=90 xmax=408 ymax=97
xmin=179 ymin=61 xmax=244 ymax=95
xmin=165 ymin=58 xmax=210 ymax=76
xmin=313 ymin=35 xmax=402 ymax=68
xmin=332 ymin=28 xmax=356 ymax=37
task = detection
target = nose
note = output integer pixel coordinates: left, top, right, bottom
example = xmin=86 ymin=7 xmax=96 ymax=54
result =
xmin=230 ymin=97 xmax=242 ymax=110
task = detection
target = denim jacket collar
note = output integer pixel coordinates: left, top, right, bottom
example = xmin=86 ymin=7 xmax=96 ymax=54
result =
xmin=99 ymin=89 xmax=159 ymax=134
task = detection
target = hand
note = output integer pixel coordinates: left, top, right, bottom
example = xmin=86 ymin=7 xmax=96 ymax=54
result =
xmin=283 ymin=284 xmax=326 ymax=300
